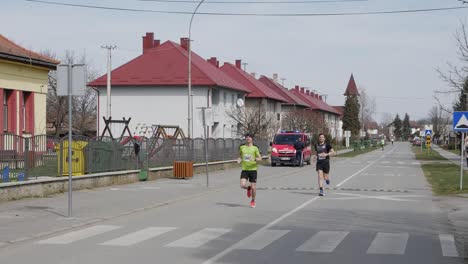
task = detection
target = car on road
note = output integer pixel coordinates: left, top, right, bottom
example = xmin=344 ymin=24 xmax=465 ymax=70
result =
xmin=270 ymin=131 xmax=312 ymax=167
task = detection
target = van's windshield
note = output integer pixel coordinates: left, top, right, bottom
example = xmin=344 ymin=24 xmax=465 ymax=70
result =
xmin=273 ymin=134 xmax=301 ymax=145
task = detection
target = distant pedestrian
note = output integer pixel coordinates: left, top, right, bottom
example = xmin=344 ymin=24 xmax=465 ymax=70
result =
xmin=381 ymin=138 xmax=385 ymax=151
xmin=237 ymin=133 xmax=262 ymax=208
xmin=313 ymin=133 xmax=335 ymax=196
xmin=464 ymin=136 xmax=468 ymax=166
xmin=391 ymin=137 xmax=394 ymax=145
xmin=294 ymin=137 xmax=305 ymax=167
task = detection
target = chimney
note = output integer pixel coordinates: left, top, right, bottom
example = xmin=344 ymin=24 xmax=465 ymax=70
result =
xmin=300 ymin=87 xmax=305 ymax=93
xmin=319 ymin=95 xmax=323 ymax=101
xmin=235 ymin=59 xmax=242 ymax=69
xmin=294 ymin=85 xmax=299 ymax=91
xmin=315 ymin=93 xmax=319 ymax=99
xmin=207 ymin=57 xmax=218 ymax=67
xmin=251 ymin=72 xmax=256 ymax=78
xmin=306 ymin=90 xmax=310 ymax=95
xmin=153 ymin=39 xmax=160 ymax=48
xmin=142 ymin=32 xmax=154 ymax=54
xmin=272 ymin=73 xmax=278 ymax=82
xmin=180 ymin=37 xmax=190 ymax=51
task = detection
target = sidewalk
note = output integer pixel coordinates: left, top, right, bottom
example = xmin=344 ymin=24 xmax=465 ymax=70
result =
xmin=430 ymin=144 xmax=468 ymax=256
xmin=432 ymin=144 xmax=468 ymax=170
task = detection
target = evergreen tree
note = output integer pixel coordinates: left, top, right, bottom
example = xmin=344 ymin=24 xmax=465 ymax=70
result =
xmin=454 ymin=78 xmax=468 ymax=111
xmin=393 ymin=114 xmax=402 ymax=140
xmin=342 ymin=95 xmax=361 ymax=139
xmin=402 ymin=113 xmax=411 ymax=140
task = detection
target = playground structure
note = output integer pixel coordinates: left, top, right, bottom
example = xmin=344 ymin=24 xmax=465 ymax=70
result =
xmin=100 ymin=117 xmax=189 ymax=160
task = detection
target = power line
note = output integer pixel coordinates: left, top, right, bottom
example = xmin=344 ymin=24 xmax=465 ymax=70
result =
xmin=139 ymin=0 xmax=367 ymax=4
xmin=26 ymin=0 xmax=468 ymax=16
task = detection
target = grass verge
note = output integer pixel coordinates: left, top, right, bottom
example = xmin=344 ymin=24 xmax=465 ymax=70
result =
xmin=412 ymin=146 xmax=447 ymax=161
xmin=412 ymin=146 xmax=468 ymax=195
xmin=336 ymin=147 xmax=379 ymax=158
xmin=421 ymin=163 xmax=468 ymax=195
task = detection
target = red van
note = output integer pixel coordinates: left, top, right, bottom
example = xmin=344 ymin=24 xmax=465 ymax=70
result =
xmin=270 ymin=131 xmax=312 ymax=166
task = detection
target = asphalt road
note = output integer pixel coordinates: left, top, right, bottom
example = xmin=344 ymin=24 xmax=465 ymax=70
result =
xmin=0 ymin=142 xmax=464 ymax=264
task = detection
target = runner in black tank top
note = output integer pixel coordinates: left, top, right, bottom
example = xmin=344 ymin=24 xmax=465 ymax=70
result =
xmin=313 ymin=133 xmax=335 ymax=196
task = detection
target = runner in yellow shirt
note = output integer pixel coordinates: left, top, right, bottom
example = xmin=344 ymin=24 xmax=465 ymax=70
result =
xmin=237 ymin=133 xmax=262 ymax=208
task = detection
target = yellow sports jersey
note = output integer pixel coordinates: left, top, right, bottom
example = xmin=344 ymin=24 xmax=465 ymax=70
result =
xmin=239 ymin=144 xmax=260 ymax=171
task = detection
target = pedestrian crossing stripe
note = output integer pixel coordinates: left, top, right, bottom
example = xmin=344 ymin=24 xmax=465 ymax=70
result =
xmin=256 ymin=187 xmax=409 ymax=193
xmin=35 ymin=226 xmax=460 ymax=257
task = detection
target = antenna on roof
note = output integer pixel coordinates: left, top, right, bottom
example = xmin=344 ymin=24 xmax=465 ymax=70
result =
xmin=242 ymin=62 xmax=248 ymax=72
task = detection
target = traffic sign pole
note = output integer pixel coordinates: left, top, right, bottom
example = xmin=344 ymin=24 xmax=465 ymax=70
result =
xmin=461 ymin=133 xmax=464 ymax=191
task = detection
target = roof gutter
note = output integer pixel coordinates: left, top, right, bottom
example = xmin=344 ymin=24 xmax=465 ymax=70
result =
xmin=0 ymin=52 xmax=58 ymax=70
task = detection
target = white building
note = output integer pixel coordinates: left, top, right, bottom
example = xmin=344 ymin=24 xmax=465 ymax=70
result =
xmin=89 ymin=33 xmax=251 ymax=139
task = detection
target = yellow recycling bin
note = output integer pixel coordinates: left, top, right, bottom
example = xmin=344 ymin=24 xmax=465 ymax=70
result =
xmin=56 ymin=140 xmax=88 ymax=176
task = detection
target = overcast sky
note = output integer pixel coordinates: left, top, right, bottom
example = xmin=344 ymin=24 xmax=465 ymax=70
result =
xmin=2 ymin=0 xmax=467 ymax=122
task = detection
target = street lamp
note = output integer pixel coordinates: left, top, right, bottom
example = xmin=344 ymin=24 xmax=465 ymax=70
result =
xmin=188 ymin=0 xmax=206 ymax=138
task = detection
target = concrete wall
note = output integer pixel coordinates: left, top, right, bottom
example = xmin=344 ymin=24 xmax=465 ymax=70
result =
xmin=0 ymin=159 xmax=266 ymax=202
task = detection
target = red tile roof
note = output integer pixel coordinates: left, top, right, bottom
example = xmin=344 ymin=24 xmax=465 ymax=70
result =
xmin=219 ymin=63 xmax=288 ymax=102
xmin=258 ymin=76 xmax=309 ymax=107
xmin=290 ymin=88 xmax=341 ymax=115
xmin=344 ymin=74 xmax=360 ymax=96
xmin=89 ymin=40 xmax=250 ymax=93
xmin=0 ymin=34 xmax=59 ymax=69
xmin=332 ymin=106 xmax=345 ymax=119
xmin=366 ymin=121 xmax=379 ymax=130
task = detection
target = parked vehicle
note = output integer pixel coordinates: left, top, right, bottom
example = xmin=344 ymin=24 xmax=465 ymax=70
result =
xmin=270 ymin=131 xmax=312 ymax=166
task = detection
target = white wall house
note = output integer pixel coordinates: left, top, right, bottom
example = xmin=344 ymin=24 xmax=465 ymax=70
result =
xmin=90 ymin=33 xmax=250 ymax=139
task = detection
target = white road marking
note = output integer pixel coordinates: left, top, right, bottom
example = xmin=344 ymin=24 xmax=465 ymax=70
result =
xmin=101 ymin=227 xmax=176 ymax=246
xmin=367 ymin=232 xmax=409 ymax=255
xmin=37 ymin=225 xmax=121 ymax=245
xmin=439 ymin=234 xmax=459 ymax=257
xmin=233 ymin=229 xmax=290 ymax=250
xmin=336 ymin=148 xmax=395 ymax=187
xmin=296 ymin=231 xmax=349 ymax=252
xmin=166 ymin=228 xmax=231 ymax=248
xmin=202 ymin=196 xmax=320 ymax=264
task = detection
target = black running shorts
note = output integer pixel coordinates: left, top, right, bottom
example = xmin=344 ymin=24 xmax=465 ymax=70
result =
xmin=241 ymin=170 xmax=257 ymax=183
xmin=316 ymin=160 xmax=330 ymax=174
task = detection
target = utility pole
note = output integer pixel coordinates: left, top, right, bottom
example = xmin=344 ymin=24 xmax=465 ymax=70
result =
xmin=101 ymin=45 xmax=116 ymax=119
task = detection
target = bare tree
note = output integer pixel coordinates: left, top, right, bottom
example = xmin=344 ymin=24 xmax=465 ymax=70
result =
xmin=428 ymin=106 xmax=451 ymax=140
xmin=43 ymin=50 xmax=98 ymax=136
xmin=227 ymin=103 xmax=277 ymax=140
xmin=359 ymin=87 xmax=376 ymax=133
xmin=282 ymin=109 xmax=329 ymax=139
xmin=437 ymin=22 xmax=468 ymax=111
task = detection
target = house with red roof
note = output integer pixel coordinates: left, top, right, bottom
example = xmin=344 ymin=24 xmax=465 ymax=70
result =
xmin=89 ymin=33 xmax=251 ymax=139
xmin=219 ymin=61 xmax=288 ymax=138
xmin=289 ymin=86 xmax=341 ymax=138
xmin=0 ymin=34 xmax=59 ymax=137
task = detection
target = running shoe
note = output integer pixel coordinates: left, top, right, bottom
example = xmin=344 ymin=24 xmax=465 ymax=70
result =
xmin=319 ymin=189 xmax=325 ymax=196
xmin=326 ymin=179 xmax=330 ymax=185
xmin=250 ymin=200 xmax=256 ymax=208
xmin=247 ymin=186 xmax=252 ymax=198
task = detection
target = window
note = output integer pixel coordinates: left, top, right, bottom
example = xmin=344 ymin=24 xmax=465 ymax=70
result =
xmin=223 ymin=92 xmax=227 ymax=106
xmin=231 ymin=94 xmax=235 ymax=105
xmin=277 ymin=113 xmax=281 ymax=121
xmin=22 ymin=93 xmax=26 ymax=131
xmin=212 ymin=89 xmax=219 ymax=105
xmin=3 ymin=91 xmax=8 ymax=131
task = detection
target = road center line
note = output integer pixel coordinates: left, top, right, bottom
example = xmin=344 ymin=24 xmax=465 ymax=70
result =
xmin=336 ymin=148 xmax=396 ymax=187
xmin=202 ymin=196 xmax=320 ymax=264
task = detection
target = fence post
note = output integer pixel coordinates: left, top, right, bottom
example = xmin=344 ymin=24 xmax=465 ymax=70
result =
xmin=24 ymin=137 xmax=29 ymax=180
xmin=59 ymin=140 xmax=63 ymax=177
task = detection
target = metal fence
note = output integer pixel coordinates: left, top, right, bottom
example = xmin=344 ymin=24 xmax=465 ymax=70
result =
xmin=0 ymin=134 xmax=269 ymax=182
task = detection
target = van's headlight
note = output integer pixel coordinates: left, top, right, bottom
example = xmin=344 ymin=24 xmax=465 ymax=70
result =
xmin=272 ymin=147 xmax=278 ymax=153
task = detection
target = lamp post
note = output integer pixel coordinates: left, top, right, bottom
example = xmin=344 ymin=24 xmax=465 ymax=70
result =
xmin=188 ymin=0 xmax=206 ymax=138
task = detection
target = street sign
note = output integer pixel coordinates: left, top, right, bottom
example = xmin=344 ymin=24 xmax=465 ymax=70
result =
xmin=425 ymin=130 xmax=432 ymax=136
xmin=453 ymin=112 xmax=468 ymax=132
xmin=56 ymin=64 xmax=87 ymax=96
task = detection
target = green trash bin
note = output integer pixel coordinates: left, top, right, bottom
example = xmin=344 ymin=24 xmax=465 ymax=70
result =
xmin=139 ymin=170 xmax=148 ymax=181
